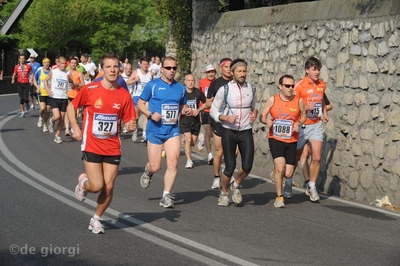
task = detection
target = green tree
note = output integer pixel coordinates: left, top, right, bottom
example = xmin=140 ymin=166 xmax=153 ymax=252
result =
xmin=16 ymin=0 xmax=168 ymax=61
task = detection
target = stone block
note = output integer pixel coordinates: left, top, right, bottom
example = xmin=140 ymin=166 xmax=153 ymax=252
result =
xmin=368 ymin=44 xmax=377 ymax=57
xmin=371 ymin=22 xmax=385 ymax=38
xmin=360 ymin=128 xmax=374 ymax=140
xmin=377 ymin=41 xmax=389 ymax=56
xmin=359 ymin=32 xmax=372 ymax=43
xmin=392 ymin=161 xmax=400 ymax=176
xmin=366 ymin=58 xmax=378 ymax=73
xmin=350 ymin=45 xmax=362 ymax=55
xmin=360 ymin=169 xmax=374 ymax=189
xmin=373 ymin=137 xmax=385 ymax=159
xmin=389 ymin=32 xmax=399 ymax=47
xmin=348 ymin=171 xmax=359 ymax=189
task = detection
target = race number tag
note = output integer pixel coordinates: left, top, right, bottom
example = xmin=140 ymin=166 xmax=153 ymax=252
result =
xmin=272 ymin=119 xmax=293 ymax=140
xmin=92 ymin=113 xmax=118 ymax=138
xmin=161 ymin=104 xmax=179 ymax=125
xmin=56 ymin=78 xmax=68 ymax=90
xmin=186 ymin=99 xmax=197 ymax=109
xmin=307 ymin=102 xmax=322 ymax=119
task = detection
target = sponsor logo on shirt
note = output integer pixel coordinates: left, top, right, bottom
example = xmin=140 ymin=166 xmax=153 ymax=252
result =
xmin=113 ymin=103 xmax=121 ymax=109
xmin=94 ymin=98 xmax=103 ymax=109
xmin=94 ymin=114 xmax=117 ymax=121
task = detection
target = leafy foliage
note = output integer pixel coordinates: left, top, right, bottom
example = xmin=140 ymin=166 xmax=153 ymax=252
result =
xmin=9 ymin=0 xmax=167 ymax=62
xmin=156 ymin=0 xmax=192 ymax=76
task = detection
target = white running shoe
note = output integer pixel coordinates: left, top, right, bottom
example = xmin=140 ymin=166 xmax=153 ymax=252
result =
xmin=75 ymin=173 xmax=88 ymax=202
xmin=207 ymin=153 xmax=213 ymax=165
xmin=88 ymin=218 xmax=105 ymax=234
xmin=274 ymin=196 xmax=285 ymax=208
xmin=305 ymin=186 xmax=320 ymax=202
xmin=37 ymin=116 xmax=43 ymax=127
xmin=218 ymin=193 xmax=229 ymax=207
xmin=19 ymin=112 xmax=25 ymax=118
xmin=230 ymin=183 xmax=242 ymax=204
xmin=122 ymin=126 xmax=128 ymax=133
xmin=140 ymin=167 xmax=153 ymax=189
xmin=132 ymin=130 xmax=138 ymax=142
xmin=54 ymin=135 xmax=62 ymax=144
xmin=185 ymin=160 xmax=193 ymax=169
xmin=48 ymin=118 xmax=54 ymax=133
xmin=30 ymin=104 xmax=34 ymax=110
xmin=211 ymin=177 xmax=221 ymax=189
xmin=43 ymin=125 xmax=49 ymax=132
xmin=159 ymin=194 xmax=175 ymax=208
xmin=197 ymin=133 xmax=205 ymax=150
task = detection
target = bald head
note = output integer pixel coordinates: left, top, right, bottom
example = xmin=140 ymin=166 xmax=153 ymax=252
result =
xmin=184 ymin=74 xmax=195 ymax=90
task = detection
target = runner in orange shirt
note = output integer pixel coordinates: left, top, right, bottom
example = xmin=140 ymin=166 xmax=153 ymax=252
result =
xmin=260 ymin=75 xmax=306 ymax=208
xmin=294 ymin=57 xmax=329 ymax=202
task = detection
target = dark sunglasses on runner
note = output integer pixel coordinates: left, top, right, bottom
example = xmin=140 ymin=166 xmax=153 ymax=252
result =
xmin=282 ymin=84 xmax=294 ymax=88
xmin=164 ymin=66 xmax=177 ymax=71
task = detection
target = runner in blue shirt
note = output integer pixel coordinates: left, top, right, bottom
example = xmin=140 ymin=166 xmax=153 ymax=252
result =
xmin=137 ymin=56 xmax=194 ymax=208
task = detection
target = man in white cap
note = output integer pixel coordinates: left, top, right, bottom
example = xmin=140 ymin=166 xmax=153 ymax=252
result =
xmin=198 ymin=64 xmax=217 ymax=166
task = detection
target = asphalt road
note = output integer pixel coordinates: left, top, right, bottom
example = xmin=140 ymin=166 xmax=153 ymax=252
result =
xmin=0 ymin=94 xmax=399 ymax=266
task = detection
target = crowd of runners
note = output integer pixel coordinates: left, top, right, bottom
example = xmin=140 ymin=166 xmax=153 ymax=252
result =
xmin=11 ymin=52 xmax=331 ymax=234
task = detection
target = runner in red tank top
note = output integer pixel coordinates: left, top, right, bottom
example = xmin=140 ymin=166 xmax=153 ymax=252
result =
xmin=11 ymin=54 xmax=33 ymax=117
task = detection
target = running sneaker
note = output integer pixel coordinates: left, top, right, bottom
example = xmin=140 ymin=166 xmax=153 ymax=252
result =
xmin=48 ymin=118 xmax=54 ymax=133
xmin=88 ymin=218 xmax=105 ymax=234
xmin=161 ymin=149 xmax=166 ymax=158
xmin=65 ymin=129 xmax=71 ymax=137
xmin=30 ymin=104 xmax=34 ymax=110
xmin=274 ymin=196 xmax=285 ymax=208
xmin=75 ymin=173 xmax=88 ymax=202
xmin=283 ymin=183 xmax=293 ymax=199
xmin=54 ymin=135 xmax=62 ymax=144
xmin=132 ymin=130 xmax=138 ymax=142
xmin=37 ymin=116 xmax=43 ymax=127
xmin=122 ymin=126 xmax=128 ymax=133
xmin=140 ymin=136 xmax=146 ymax=143
xmin=159 ymin=194 xmax=174 ymax=208
xmin=140 ymin=167 xmax=153 ymax=189
xmin=211 ymin=177 xmax=221 ymax=189
xmin=230 ymin=184 xmax=242 ymax=204
xmin=19 ymin=112 xmax=25 ymax=118
xmin=305 ymin=186 xmax=320 ymax=202
xmin=197 ymin=133 xmax=205 ymax=150
xmin=43 ymin=125 xmax=49 ymax=132
xmin=185 ymin=160 xmax=193 ymax=169
xmin=25 ymin=103 xmax=30 ymax=112
xmin=207 ymin=153 xmax=214 ymax=165
xmin=218 ymin=193 xmax=229 ymax=207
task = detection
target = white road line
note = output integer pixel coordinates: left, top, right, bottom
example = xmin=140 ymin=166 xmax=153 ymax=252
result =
xmin=0 ymin=111 xmax=261 ymax=266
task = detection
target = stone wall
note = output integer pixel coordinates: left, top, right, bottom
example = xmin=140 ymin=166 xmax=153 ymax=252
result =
xmin=191 ymin=0 xmax=400 ymax=206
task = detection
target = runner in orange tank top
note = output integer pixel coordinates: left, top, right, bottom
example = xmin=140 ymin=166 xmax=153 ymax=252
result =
xmin=260 ymin=74 xmax=306 ymax=208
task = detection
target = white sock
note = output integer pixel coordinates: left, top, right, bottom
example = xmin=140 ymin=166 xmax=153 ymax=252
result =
xmin=208 ymin=152 xmax=213 ymax=157
xmin=93 ymin=214 xmax=101 ymax=220
xmin=143 ymin=131 xmax=146 ymax=137
xmin=163 ymin=191 xmax=170 ymax=197
xmin=233 ymin=181 xmax=239 ymax=188
xmin=309 ymin=181 xmax=316 ymax=188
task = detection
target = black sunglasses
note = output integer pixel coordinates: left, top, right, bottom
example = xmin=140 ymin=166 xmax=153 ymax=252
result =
xmin=164 ymin=66 xmax=177 ymax=71
xmin=282 ymin=84 xmax=294 ymax=88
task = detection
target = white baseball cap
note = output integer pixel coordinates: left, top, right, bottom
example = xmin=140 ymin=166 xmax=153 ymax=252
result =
xmin=205 ymin=64 xmax=216 ymax=72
